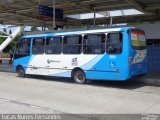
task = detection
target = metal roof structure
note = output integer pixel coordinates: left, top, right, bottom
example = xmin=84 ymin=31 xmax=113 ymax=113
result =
xmin=0 ymin=0 xmax=160 ymax=27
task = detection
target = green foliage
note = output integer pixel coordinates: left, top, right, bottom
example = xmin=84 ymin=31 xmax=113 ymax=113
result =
xmin=0 ymin=37 xmax=5 ymax=45
xmin=2 ymin=52 xmax=10 ymax=58
xmin=0 ymin=36 xmax=19 ymax=53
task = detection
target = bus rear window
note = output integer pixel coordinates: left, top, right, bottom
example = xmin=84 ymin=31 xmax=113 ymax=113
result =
xmin=131 ymin=30 xmax=146 ymax=50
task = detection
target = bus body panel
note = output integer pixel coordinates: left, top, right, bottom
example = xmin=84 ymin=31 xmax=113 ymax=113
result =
xmin=13 ymin=55 xmax=33 ymax=72
xmin=23 ymin=54 xmax=128 ymax=81
xmin=130 ymin=49 xmax=147 ymax=76
xmin=25 ymin=54 xmax=99 ymax=76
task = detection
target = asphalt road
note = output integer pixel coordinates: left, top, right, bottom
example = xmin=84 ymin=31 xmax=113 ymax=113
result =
xmin=0 ymin=72 xmax=160 ymax=119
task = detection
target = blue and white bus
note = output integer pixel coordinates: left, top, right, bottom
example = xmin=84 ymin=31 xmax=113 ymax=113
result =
xmin=13 ymin=27 xmax=147 ymax=84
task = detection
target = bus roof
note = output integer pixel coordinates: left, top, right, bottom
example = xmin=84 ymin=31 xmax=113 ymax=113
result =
xmin=22 ymin=26 xmax=135 ymax=38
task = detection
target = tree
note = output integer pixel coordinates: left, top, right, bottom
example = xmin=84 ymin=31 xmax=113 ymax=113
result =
xmin=0 ymin=35 xmax=18 ymax=53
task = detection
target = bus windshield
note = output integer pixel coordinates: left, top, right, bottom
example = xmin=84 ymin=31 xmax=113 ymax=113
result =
xmin=131 ymin=30 xmax=146 ymax=50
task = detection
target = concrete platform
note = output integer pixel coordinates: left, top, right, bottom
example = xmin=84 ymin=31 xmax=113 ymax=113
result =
xmin=0 ymin=72 xmax=160 ymax=115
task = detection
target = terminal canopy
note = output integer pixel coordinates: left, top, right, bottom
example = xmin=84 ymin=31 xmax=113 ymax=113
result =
xmin=0 ymin=0 xmax=160 ymax=27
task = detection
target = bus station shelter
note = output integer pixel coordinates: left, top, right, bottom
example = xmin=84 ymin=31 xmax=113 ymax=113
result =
xmin=0 ymin=0 xmax=160 ymax=74
xmin=0 ymin=0 xmax=159 ymax=26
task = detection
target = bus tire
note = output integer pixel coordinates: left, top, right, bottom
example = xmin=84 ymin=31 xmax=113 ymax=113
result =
xmin=73 ymin=70 xmax=86 ymax=84
xmin=17 ymin=66 xmax=25 ymax=77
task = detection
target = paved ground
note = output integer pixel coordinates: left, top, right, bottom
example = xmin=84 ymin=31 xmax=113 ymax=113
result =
xmin=0 ymin=72 xmax=160 ymax=115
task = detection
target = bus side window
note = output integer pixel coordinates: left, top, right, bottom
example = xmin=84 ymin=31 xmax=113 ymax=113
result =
xmin=17 ymin=38 xmax=31 ymax=54
xmin=106 ymin=33 xmax=123 ymax=54
xmin=32 ymin=38 xmax=45 ymax=54
xmin=45 ymin=37 xmax=62 ymax=54
xmin=83 ymin=34 xmax=105 ymax=54
xmin=63 ymin=35 xmax=82 ymax=54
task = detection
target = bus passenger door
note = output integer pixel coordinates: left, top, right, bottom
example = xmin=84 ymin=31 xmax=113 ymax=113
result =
xmin=26 ymin=37 xmax=45 ymax=75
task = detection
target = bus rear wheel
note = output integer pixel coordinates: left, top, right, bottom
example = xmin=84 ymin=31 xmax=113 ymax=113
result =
xmin=73 ymin=70 xmax=86 ymax=84
xmin=17 ymin=67 xmax=25 ymax=77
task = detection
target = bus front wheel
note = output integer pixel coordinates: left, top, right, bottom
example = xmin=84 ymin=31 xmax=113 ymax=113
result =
xmin=73 ymin=70 xmax=86 ymax=84
xmin=17 ymin=66 xmax=25 ymax=77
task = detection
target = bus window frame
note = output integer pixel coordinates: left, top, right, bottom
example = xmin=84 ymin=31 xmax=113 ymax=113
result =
xmin=83 ymin=33 xmax=106 ymax=55
xmin=16 ymin=38 xmax=31 ymax=55
xmin=106 ymin=32 xmax=123 ymax=55
xmin=45 ymin=36 xmax=63 ymax=55
xmin=62 ymin=35 xmax=83 ymax=55
xmin=32 ymin=37 xmax=45 ymax=55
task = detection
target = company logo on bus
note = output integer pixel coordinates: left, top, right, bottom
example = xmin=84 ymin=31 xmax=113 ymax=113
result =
xmin=72 ymin=58 xmax=78 ymax=66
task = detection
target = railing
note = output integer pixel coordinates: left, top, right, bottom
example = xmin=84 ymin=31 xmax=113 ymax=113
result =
xmin=0 ymin=53 xmax=12 ymax=64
